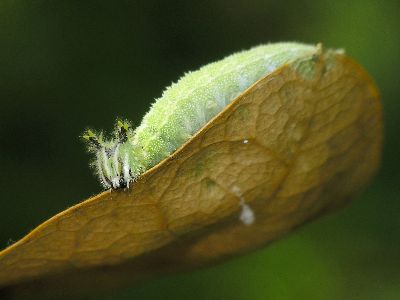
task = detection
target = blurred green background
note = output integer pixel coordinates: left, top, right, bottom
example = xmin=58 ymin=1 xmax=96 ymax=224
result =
xmin=0 ymin=0 xmax=399 ymax=299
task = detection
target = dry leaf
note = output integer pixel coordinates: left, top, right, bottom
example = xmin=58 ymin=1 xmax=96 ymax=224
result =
xmin=0 ymin=50 xmax=382 ymax=297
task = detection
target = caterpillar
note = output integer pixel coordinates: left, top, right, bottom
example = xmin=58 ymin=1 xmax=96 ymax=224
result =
xmin=83 ymin=42 xmax=320 ymax=189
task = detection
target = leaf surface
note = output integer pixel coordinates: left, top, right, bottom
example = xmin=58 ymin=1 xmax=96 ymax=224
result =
xmin=0 ymin=51 xmax=382 ymax=296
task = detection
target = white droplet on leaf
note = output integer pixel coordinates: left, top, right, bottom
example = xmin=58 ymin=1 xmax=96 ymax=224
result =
xmin=231 ymin=185 xmax=255 ymax=225
xmin=239 ymin=203 xmax=255 ymax=226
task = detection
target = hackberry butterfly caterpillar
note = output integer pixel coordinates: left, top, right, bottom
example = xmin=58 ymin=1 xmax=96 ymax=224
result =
xmin=83 ymin=42 xmax=320 ymax=189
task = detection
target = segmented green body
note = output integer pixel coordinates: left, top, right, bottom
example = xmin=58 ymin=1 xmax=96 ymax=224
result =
xmin=84 ymin=42 xmax=319 ymax=189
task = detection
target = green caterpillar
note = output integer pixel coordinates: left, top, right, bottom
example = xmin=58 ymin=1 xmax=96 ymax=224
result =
xmin=83 ymin=42 xmax=321 ymax=189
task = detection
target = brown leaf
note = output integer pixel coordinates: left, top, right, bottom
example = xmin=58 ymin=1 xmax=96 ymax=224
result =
xmin=0 ymin=52 xmax=382 ymax=297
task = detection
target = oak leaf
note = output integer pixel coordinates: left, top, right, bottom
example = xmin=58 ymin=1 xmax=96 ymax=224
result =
xmin=0 ymin=51 xmax=382 ymax=297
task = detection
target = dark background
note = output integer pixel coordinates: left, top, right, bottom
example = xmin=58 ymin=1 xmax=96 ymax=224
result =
xmin=0 ymin=1 xmax=399 ymax=299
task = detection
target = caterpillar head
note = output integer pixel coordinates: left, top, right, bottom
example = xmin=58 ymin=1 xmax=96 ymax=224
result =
xmin=82 ymin=120 xmax=143 ymax=189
